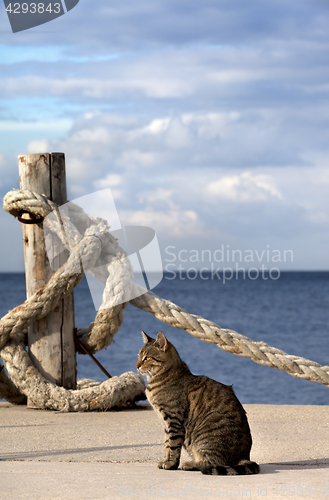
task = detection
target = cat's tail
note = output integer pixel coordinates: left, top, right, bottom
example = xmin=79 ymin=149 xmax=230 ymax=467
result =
xmin=202 ymin=460 xmax=260 ymax=476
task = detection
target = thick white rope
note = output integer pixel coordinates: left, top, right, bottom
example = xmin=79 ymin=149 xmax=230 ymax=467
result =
xmin=1 ymin=339 xmax=144 ymax=411
xmin=1 ymin=189 xmax=145 ymax=410
xmin=3 ymin=189 xmax=133 ymax=354
xmin=0 ymin=362 xmax=26 ymax=405
xmin=131 ymin=292 xmax=329 ymax=386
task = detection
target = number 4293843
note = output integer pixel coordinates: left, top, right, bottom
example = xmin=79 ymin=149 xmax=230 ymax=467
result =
xmin=5 ymin=3 xmax=61 ymax=14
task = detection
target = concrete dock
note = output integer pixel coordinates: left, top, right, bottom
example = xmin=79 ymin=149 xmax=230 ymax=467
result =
xmin=0 ymin=403 xmax=328 ymax=499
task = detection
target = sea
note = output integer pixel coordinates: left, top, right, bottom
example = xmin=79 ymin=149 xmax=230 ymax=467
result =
xmin=0 ymin=271 xmax=328 ymax=405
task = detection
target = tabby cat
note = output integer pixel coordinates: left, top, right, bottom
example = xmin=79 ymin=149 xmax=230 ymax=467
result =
xmin=136 ymin=331 xmax=259 ymax=475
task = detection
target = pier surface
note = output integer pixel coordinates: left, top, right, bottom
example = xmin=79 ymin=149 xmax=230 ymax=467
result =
xmin=0 ymin=403 xmax=328 ymax=499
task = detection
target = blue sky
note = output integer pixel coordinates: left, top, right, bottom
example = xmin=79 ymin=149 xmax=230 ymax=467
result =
xmin=0 ymin=0 xmax=329 ymax=271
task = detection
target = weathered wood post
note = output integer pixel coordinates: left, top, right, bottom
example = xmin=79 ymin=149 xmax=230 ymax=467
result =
xmin=19 ymin=153 xmax=76 ymax=408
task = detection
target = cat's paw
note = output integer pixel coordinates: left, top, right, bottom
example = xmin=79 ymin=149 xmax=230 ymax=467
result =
xmin=158 ymin=460 xmax=179 ymax=470
xmin=181 ymin=461 xmax=200 ymax=471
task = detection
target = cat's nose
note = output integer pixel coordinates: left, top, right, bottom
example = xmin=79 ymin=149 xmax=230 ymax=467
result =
xmin=136 ymin=360 xmax=141 ymax=369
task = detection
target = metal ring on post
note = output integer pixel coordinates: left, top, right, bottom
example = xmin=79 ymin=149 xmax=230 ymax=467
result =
xmin=18 ymin=210 xmax=44 ymax=225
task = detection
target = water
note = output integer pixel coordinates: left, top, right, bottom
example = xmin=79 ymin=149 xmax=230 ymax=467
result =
xmin=0 ymin=272 xmax=328 ymax=405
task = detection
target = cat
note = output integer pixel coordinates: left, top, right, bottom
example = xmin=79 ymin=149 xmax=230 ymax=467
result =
xmin=136 ymin=330 xmax=260 ymax=475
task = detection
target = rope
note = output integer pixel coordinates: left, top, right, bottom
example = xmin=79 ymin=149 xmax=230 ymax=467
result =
xmin=3 ymin=188 xmax=135 ymax=354
xmin=131 ymin=292 xmax=329 ymax=386
xmin=1 ymin=188 xmax=328 ymax=410
xmin=1 ymin=189 xmax=145 ymax=410
xmin=0 ymin=362 xmax=26 ymax=405
xmin=0 ymin=340 xmax=144 ymax=411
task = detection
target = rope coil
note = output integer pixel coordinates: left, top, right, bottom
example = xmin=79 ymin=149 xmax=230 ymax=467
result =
xmin=1 ymin=188 xmax=328 ymax=411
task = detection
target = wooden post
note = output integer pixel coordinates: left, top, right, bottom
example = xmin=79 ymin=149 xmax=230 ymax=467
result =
xmin=19 ymin=153 xmax=76 ymax=407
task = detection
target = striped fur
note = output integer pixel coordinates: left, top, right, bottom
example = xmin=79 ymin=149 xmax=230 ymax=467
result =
xmin=136 ymin=331 xmax=260 ymax=475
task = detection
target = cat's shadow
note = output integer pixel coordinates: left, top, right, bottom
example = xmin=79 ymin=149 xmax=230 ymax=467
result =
xmin=259 ymin=459 xmax=329 ymax=474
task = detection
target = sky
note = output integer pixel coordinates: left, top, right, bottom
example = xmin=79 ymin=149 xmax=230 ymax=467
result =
xmin=0 ymin=0 xmax=329 ymax=272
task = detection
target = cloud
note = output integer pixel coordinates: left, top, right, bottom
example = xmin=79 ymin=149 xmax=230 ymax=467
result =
xmin=0 ymin=49 xmax=240 ymax=101
xmin=120 ymin=207 xmax=200 ymax=240
xmin=27 ymin=139 xmax=49 ymax=154
xmin=40 ymin=107 xmax=324 ymax=200
xmin=206 ymin=172 xmax=283 ymax=202
xmin=0 ymin=154 xmax=4 ymax=187
xmin=2 ymin=0 xmax=329 ymax=51
xmin=94 ymin=173 xmax=123 ymax=200
xmin=95 ymin=173 xmax=122 ymax=188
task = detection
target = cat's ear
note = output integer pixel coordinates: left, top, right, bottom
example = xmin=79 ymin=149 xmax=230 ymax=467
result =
xmin=141 ymin=330 xmax=154 ymax=344
xmin=156 ymin=331 xmax=169 ymax=351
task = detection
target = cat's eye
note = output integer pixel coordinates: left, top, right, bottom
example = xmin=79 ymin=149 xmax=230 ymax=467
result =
xmin=142 ymin=355 xmax=159 ymax=363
